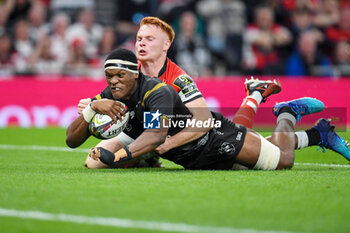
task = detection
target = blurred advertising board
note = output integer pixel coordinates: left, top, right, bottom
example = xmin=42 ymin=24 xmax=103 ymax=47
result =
xmin=0 ymin=76 xmax=348 ymax=129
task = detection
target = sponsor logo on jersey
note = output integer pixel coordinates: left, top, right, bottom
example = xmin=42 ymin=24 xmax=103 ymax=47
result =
xmin=218 ymin=142 xmax=236 ymax=155
xmin=173 ymin=75 xmax=199 ymax=96
xmin=236 ymin=131 xmax=243 ymax=141
xmin=129 ymin=110 xmax=135 ymax=119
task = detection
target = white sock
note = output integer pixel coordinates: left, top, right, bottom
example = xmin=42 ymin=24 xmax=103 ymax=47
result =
xmin=295 ymin=131 xmax=309 ymax=149
xmin=277 ymin=112 xmax=296 ymax=126
xmin=249 ymin=91 xmax=263 ymax=105
xmin=242 ymin=96 xmax=259 ymax=113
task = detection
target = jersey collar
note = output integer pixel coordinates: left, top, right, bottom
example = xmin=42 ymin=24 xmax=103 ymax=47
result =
xmin=123 ymin=74 xmax=144 ymax=107
xmin=157 ymin=57 xmax=168 ymax=78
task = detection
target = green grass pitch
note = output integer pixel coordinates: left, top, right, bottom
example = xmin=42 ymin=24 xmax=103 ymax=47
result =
xmin=0 ymin=128 xmax=349 ymax=233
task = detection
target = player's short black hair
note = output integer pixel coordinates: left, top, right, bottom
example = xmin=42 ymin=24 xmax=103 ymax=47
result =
xmin=106 ymin=48 xmax=138 ymax=64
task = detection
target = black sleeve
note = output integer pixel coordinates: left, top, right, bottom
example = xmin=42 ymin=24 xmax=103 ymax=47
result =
xmin=122 ymin=112 xmax=144 ymax=140
xmin=143 ymin=85 xmax=175 ymax=118
xmin=122 ymin=86 xmax=175 ymax=140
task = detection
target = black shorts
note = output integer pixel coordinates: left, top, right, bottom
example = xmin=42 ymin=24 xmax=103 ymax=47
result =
xmin=162 ymin=112 xmax=247 ymax=170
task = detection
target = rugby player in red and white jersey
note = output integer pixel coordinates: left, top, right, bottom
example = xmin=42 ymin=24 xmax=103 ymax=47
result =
xmin=80 ymin=17 xmax=281 ymax=169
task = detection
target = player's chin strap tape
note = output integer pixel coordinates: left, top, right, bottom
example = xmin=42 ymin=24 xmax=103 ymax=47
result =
xmin=98 ymin=146 xmax=133 ymax=167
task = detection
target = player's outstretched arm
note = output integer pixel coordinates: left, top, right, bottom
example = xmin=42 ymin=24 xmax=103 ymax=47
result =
xmin=90 ymin=126 xmax=168 ymax=167
xmin=155 ymin=97 xmax=213 ymax=154
xmin=129 ymin=127 xmax=168 ymax=158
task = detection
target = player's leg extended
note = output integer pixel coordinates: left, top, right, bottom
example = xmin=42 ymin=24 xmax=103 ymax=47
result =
xmin=294 ymin=118 xmax=350 ymax=161
xmin=235 ymin=97 xmax=325 ymax=170
xmin=265 ymin=116 xmax=350 ymax=161
xmin=235 ymin=118 xmax=295 ymax=170
xmin=269 ymin=97 xmax=325 ymax=168
xmin=232 ymin=77 xmax=281 ymax=128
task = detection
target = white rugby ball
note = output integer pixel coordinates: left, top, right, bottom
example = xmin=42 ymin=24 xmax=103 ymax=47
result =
xmin=89 ymin=110 xmax=129 ymax=139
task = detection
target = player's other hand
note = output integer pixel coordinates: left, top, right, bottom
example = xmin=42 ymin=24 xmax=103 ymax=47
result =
xmin=155 ymin=136 xmax=171 ymax=155
xmin=90 ymin=99 xmax=126 ymax=123
xmin=78 ymin=98 xmax=92 ymax=114
xmin=89 ymin=147 xmax=100 ymax=161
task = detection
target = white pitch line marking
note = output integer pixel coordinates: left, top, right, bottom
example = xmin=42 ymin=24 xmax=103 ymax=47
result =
xmin=0 ymin=144 xmax=88 ymax=153
xmin=0 ymin=208 xmax=294 ymax=233
xmin=294 ymin=162 xmax=350 ymax=168
xmin=0 ymin=144 xmax=349 ymax=168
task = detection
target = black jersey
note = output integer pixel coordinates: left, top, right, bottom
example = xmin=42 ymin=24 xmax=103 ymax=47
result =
xmin=93 ymin=73 xmax=192 ymax=139
xmin=93 ymin=73 xmax=246 ymax=170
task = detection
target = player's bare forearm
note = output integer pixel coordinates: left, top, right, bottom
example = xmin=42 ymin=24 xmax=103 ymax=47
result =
xmin=90 ymin=128 xmax=167 ymax=167
xmin=156 ymin=125 xmax=212 ymax=154
xmin=66 ymin=115 xmax=91 ymax=148
xmin=156 ymin=97 xmax=213 ymax=154
xmin=129 ymin=129 xmax=167 ymax=157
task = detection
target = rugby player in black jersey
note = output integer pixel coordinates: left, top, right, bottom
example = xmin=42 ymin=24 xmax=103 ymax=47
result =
xmin=66 ymin=48 xmax=350 ymax=170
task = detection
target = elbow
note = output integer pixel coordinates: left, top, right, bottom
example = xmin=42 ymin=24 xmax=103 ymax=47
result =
xmin=65 ymin=119 xmax=89 ymax=148
xmin=65 ymin=127 xmax=75 ymax=148
xmin=65 ymin=134 xmax=80 ymax=149
xmin=65 ymin=137 xmax=77 ymax=149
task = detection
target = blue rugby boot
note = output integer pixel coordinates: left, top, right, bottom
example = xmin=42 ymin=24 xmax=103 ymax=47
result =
xmin=273 ymin=97 xmax=324 ymax=121
xmin=312 ymin=118 xmax=350 ymax=161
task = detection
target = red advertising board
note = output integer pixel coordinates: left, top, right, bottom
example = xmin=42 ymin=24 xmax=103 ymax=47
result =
xmin=0 ymin=76 xmax=348 ymax=128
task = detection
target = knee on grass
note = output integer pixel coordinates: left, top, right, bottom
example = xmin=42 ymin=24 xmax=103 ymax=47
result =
xmin=277 ymin=150 xmax=294 ymax=169
xmin=254 ymin=135 xmax=282 ymax=170
xmin=84 ymin=155 xmax=109 ymax=169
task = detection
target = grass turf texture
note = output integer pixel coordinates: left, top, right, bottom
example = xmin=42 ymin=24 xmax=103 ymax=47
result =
xmin=0 ymin=128 xmax=349 ymax=233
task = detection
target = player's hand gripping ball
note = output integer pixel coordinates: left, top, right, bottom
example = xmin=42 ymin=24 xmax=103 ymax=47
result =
xmin=89 ymin=102 xmax=129 ymax=139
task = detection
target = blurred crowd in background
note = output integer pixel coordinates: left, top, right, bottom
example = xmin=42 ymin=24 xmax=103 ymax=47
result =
xmin=1 ymin=0 xmax=350 ymax=79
